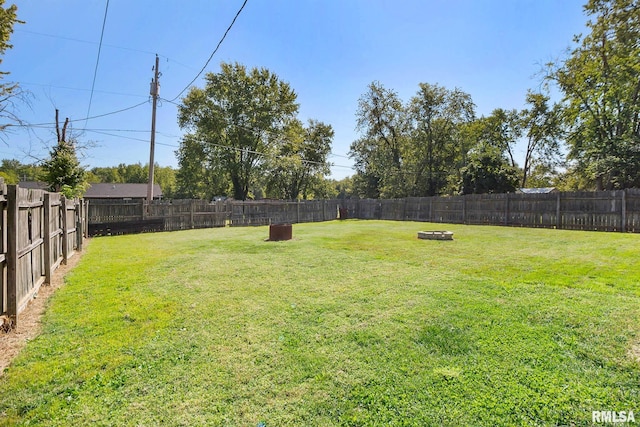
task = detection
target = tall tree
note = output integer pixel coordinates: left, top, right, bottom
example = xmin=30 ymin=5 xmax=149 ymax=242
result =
xmin=350 ymin=81 xmax=409 ymax=198
xmin=476 ymin=108 xmax=522 ymax=168
xmin=0 ymin=0 xmax=24 ymax=137
xmin=40 ymin=110 xmax=87 ymax=197
xmin=519 ymin=91 xmax=563 ymax=188
xmin=547 ymin=0 xmax=640 ymax=189
xmin=266 ymin=119 xmax=333 ymax=200
xmin=178 ymin=62 xmax=299 ymax=200
xmin=408 ymin=83 xmax=475 ymax=196
xmin=175 ymin=134 xmax=227 ymax=199
xmin=459 ymin=144 xmax=519 ymax=195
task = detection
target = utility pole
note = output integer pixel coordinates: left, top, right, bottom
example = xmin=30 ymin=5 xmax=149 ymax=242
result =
xmin=147 ymin=54 xmax=160 ymax=210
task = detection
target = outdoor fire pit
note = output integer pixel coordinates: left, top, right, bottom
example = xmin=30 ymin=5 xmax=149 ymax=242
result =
xmin=269 ymin=223 xmax=292 ymax=241
xmin=417 ymin=231 xmax=454 ymax=241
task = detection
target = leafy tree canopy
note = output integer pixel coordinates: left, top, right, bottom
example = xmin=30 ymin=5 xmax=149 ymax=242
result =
xmin=0 ymin=0 xmax=24 ymax=135
xmin=350 ymin=81 xmax=475 ymax=198
xmin=40 ymin=111 xmax=87 ymax=198
xmin=460 ymin=144 xmax=519 ymax=195
xmin=89 ymin=163 xmax=177 ymax=198
xmin=548 ymin=0 xmax=640 ymax=189
xmin=178 ymin=62 xmax=300 ymax=200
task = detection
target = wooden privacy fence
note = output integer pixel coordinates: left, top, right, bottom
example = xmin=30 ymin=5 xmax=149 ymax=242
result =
xmin=87 ymin=199 xmax=341 ymax=235
xmin=339 ymin=189 xmax=640 ymax=232
xmin=0 ymin=181 xmax=87 ymax=327
xmin=86 ymin=189 xmax=640 ymax=236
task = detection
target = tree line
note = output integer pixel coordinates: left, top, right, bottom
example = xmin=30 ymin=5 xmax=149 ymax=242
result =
xmin=0 ymin=0 xmax=637 ymax=200
xmin=349 ymin=82 xmax=562 ymax=198
xmin=175 ymin=0 xmax=640 ymax=199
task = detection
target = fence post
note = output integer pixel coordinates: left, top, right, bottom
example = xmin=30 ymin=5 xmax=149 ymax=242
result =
xmin=61 ymin=196 xmax=68 ymax=264
xmin=429 ymin=197 xmax=433 ymax=222
xmin=84 ymin=199 xmax=89 ymax=237
xmin=403 ymin=198 xmax=407 ymax=221
xmin=6 ymin=185 xmax=18 ymax=326
xmin=297 ymin=199 xmax=300 ymax=223
xmin=1 ymin=180 xmax=6 ymax=315
xmin=462 ymin=196 xmax=466 ymax=224
xmin=76 ymin=199 xmax=83 ymax=252
xmin=556 ymin=192 xmax=561 ymax=230
xmin=43 ymin=193 xmax=52 ymax=284
xmin=190 ymin=199 xmax=195 ymax=229
xmin=504 ymin=193 xmax=509 ymax=226
xmin=621 ymin=189 xmax=627 ymax=233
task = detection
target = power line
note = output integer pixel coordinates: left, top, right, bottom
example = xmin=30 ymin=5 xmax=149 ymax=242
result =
xmin=70 ymin=100 xmax=148 ymax=123
xmin=15 ymin=29 xmax=196 ymax=70
xmin=87 ymin=130 xmax=151 ymax=143
xmin=180 ymin=137 xmax=354 ymax=170
xmin=21 ymin=81 xmax=147 ymax=99
xmin=170 ymin=0 xmax=248 ymax=102
xmin=85 ymin=0 xmax=111 ymax=125
xmin=10 ymin=100 xmax=149 ymax=128
xmin=159 ymin=96 xmax=354 ymax=169
xmin=80 ymin=130 xmax=355 ymax=170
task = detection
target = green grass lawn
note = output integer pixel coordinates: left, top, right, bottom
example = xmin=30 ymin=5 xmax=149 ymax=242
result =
xmin=1 ymin=220 xmax=639 ymax=426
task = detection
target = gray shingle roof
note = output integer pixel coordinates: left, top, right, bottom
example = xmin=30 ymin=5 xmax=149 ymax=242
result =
xmin=18 ymin=181 xmax=48 ymax=190
xmin=84 ymin=183 xmax=163 ymax=199
xmin=518 ymin=187 xmax=558 ymax=194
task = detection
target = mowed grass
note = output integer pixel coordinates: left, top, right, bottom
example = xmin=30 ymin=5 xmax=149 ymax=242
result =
xmin=1 ymin=220 xmax=639 ymax=426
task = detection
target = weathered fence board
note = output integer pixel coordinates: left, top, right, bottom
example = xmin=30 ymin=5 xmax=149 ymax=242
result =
xmin=86 ymin=189 xmax=640 ymax=236
xmin=88 ymin=199 xmax=340 ymax=234
xmin=0 ymin=182 xmax=6 ymax=316
xmin=1 ymin=181 xmax=86 ymax=327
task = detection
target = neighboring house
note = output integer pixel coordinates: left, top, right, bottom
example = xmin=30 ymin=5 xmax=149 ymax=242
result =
xmin=518 ymin=187 xmax=558 ymax=194
xmin=84 ymin=183 xmax=163 ymax=200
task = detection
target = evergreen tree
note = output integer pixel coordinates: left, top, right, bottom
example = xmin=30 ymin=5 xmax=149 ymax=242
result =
xmin=40 ymin=111 xmax=87 ymax=197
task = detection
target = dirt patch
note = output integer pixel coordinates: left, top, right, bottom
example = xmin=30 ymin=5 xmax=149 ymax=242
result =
xmin=0 ymin=246 xmax=86 ymax=376
xmin=629 ymin=342 xmax=640 ymax=365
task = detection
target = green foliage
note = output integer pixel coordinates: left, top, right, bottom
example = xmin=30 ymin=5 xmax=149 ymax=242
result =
xmin=0 ymin=0 xmax=23 ymax=133
xmin=89 ymin=163 xmax=177 ymax=199
xmin=350 ymin=81 xmax=475 ymax=198
xmin=408 ymin=83 xmax=475 ymax=196
xmin=0 ymin=222 xmax=638 ymax=425
xmin=177 ymin=62 xmax=299 ymax=200
xmin=175 ymin=134 xmax=229 ymax=199
xmin=524 ymin=163 xmax=561 ymax=188
xmin=462 ymin=108 xmax=522 ymax=168
xmin=0 ymin=158 xmax=41 ymax=183
xmin=350 ymin=81 xmax=409 ymax=198
xmin=0 ymin=0 xmax=19 ymax=58
xmin=329 ymin=176 xmax=356 ymax=199
xmin=548 ymin=0 xmax=640 ymax=189
xmin=265 ymin=119 xmax=334 ymax=199
xmin=460 ymin=144 xmax=519 ymax=194
xmin=153 ymin=165 xmax=176 ymax=199
xmin=40 ymin=139 xmax=87 ymax=198
xmin=519 ymin=91 xmax=563 ymax=188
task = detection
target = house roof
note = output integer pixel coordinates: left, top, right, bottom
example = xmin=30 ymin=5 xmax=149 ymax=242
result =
xmin=19 ymin=181 xmax=49 ymax=190
xmin=518 ymin=187 xmax=558 ymax=194
xmin=84 ymin=183 xmax=163 ymax=199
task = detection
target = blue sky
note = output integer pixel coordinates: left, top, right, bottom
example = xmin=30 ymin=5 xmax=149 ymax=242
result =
xmin=3 ymin=0 xmax=588 ymax=179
